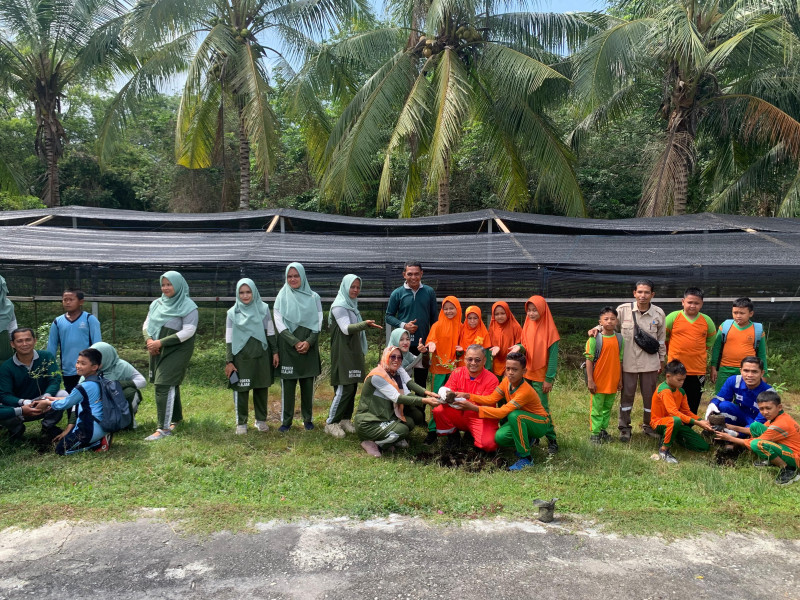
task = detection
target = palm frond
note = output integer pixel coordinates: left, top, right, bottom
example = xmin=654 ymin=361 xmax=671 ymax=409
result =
xmin=706 ymin=142 xmax=784 ymax=214
xmin=176 ymin=78 xmax=222 ymax=168
xmin=776 ymin=165 xmax=800 ymax=217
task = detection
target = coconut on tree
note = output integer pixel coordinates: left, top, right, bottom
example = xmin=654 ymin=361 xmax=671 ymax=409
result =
xmin=290 ymin=0 xmax=596 ymax=216
xmin=571 ymin=0 xmax=800 ymax=216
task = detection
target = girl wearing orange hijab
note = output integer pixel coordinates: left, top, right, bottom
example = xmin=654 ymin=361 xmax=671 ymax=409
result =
xmin=488 ymin=301 xmax=522 ymax=378
xmin=511 ymin=295 xmax=560 ymax=454
xmin=424 ymin=296 xmax=462 ymax=443
xmin=459 ymin=306 xmax=492 ymax=366
xmin=425 ymin=296 xmax=463 ymax=392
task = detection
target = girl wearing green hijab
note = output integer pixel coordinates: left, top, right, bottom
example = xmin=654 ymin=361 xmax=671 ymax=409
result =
xmin=80 ymin=342 xmax=147 ymax=428
xmin=142 ymin=271 xmax=198 ymax=441
xmin=325 ymin=274 xmax=382 ymax=439
xmin=225 ymin=278 xmax=279 ymax=435
xmin=274 ymin=263 xmax=322 ymax=431
xmin=0 ymin=275 xmax=18 ymax=362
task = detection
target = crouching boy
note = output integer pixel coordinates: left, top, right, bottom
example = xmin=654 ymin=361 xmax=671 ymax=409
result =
xmin=650 ymin=360 xmax=713 ymax=464
xmin=34 ymin=348 xmax=110 ymax=455
xmin=716 ymin=391 xmax=800 ymax=485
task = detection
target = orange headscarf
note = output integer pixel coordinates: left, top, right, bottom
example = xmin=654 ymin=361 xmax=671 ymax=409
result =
xmin=520 ymin=295 xmax=560 ymax=380
xmin=488 ymin=301 xmax=523 ymax=377
xmin=367 ymin=345 xmax=405 ymax=421
xmin=427 ymin=296 xmax=463 ymax=375
xmin=459 ymin=306 xmax=491 ymax=350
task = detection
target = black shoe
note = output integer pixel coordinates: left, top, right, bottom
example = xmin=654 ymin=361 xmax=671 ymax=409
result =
xmin=619 ymin=430 xmax=632 ymax=443
xmin=304 ymin=421 xmax=314 ymax=431
xmin=547 ymin=439 xmax=559 ymax=455
xmin=776 ymin=467 xmax=800 ymax=485
xmin=589 ymin=434 xmax=602 ymax=445
xmin=423 ymin=431 xmax=438 ymax=445
xmin=600 ymin=430 xmax=612 ymax=443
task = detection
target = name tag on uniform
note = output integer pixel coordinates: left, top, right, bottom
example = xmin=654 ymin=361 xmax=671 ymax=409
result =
xmin=348 ymin=370 xmax=362 ymax=378
xmin=281 ymin=366 xmax=294 ymax=375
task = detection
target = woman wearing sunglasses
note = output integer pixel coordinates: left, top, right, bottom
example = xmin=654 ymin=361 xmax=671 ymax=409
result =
xmin=353 ymin=345 xmax=441 ymax=457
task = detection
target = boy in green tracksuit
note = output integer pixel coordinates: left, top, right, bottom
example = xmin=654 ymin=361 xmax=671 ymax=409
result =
xmin=710 ymin=297 xmax=767 ymax=393
xmin=584 ymin=307 xmax=623 ymax=444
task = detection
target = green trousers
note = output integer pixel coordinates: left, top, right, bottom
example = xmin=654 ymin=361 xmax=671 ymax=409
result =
xmin=714 ymin=366 xmax=740 ymax=393
xmin=235 ymin=388 xmax=268 ymax=426
xmin=654 ymin=417 xmax=710 ymax=451
xmin=527 ymin=379 xmax=557 ymax=442
xmin=590 ymin=392 xmax=616 ymax=434
xmin=281 ymin=377 xmax=314 ymax=427
xmin=428 ymin=373 xmax=451 ymax=432
xmin=155 ymin=384 xmax=182 ymax=431
xmin=357 ymin=418 xmax=416 ymax=446
xmin=327 ymin=384 xmax=357 ymax=424
xmin=750 ymin=422 xmax=798 ymax=468
xmin=495 ymin=410 xmax=551 ymax=458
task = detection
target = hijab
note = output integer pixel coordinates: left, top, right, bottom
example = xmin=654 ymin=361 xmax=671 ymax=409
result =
xmin=329 ymin=274 xmax=367 ymax=354
xmin=274 ymin=262 xmax=321 ymax=333
xmin=91 ymin=342 xmax=137 ymax=381
xmin=370 ymin=345 xmax=405 ymax=421
xmin=488 ymin=301 xmax=523 ymax=375
xmin=521 ymin=295 xmax=560 ymax=373
xmin=429 ymin=296 xmax=463 ymax=367
xmin=146 ymin=271 xmax=198 ymax=339
xmin=459 ymin=306 xmax=491 ymax=349
xmin=0 ymin=276 xmax=15 ymax=331
xmin=228 ymin=278 xmax=269 ymax=355
xmin=390 ymin=327 xmax=417 ymax=371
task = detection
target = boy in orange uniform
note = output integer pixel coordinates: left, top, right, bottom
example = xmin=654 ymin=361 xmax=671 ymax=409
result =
xmin=454 ymin=352 xmax=550 ymax=471
xmin=716 ymin=391 xmax=800 ymax=485
xmin=584 ymin=307 xmax=623 ymax=444
xmin=665 ymin=287 xmax=716 ymax=414
xmin=651 ymin=360 xmax=713 ymax=463
xmin=710 ymin=297 xmax=767 ymax=393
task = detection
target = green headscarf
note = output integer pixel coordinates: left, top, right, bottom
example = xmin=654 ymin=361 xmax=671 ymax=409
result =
xmin=389 ymin=327 xmax=416 ymax=371
xmin=0 ymin=276 xmax=15 ymax=332
xmin=274 ymin=263 xmax=320 ymax=333
xmin=329 ymin=274 xmax=367 ymax=354
xmin=91 ymin=342 xmax=137 ymax=381
xmin=228 ymin=278 xmax=269 ymax=355
xmin=146 ymin=271 xmax=198 ymax=339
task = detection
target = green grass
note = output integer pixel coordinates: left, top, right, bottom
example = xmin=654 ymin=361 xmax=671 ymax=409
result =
xmin=1 ymin=303 xmax=799 ymax=537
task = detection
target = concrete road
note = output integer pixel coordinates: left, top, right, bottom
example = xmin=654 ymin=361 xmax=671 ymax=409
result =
xmin=0 ymin=516 xmax=797 ymax=599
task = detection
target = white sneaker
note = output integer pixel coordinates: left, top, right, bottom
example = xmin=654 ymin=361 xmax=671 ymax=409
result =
xmin=324 ymin=423 xmax=346 ymax=438
xmin=235 ymin=424 xmax=247 ymax=435
xmin=255 ymin=420 xmax=269 ymax=432
xmin=340 ymin=419 xmax=356 ymax=434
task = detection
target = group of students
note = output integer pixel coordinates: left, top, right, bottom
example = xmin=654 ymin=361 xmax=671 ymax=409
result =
xmin=0 ymin=266 xmax=798 ymax=485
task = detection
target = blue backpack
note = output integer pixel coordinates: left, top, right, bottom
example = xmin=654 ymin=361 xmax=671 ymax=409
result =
xmin=716 ymin=320 xmax=763 ymax=368
xmin=76 ymin=374 xmax=132 ymax=433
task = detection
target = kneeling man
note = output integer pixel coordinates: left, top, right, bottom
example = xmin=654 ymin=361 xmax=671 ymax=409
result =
xmin=432 ymin=344 xmax=499 ymax=450
xmin=453 ymin=352 xmax=550 ymax=471
xmin=705 ymin=356 xmax=773 ymax=434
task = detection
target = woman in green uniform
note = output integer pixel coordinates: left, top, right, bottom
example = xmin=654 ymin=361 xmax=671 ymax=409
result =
xmin=225 ymin=278 xmax=278 ymax=435
xmin=0 ymin=276 xmax=18 ymax=362
xmin=274 ymin=263 xmax=322 ymax=432
xmin=143 ymin=271 xmax=198 ymax=441
xmin=354 ymin=345 xmax=440 ymax=457
xmin=325 ymin=274 xmax=382 ymax=438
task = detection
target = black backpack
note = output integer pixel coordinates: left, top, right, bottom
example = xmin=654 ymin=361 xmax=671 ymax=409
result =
xmin=76 ymin=374 xmax=132 ymax=433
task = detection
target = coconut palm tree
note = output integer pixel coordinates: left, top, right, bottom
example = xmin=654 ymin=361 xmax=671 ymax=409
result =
xmin=102 ymin=0 xmax=367 ymax=210
xmin=0 ymin=0 xmax=133 ymax=207
xmin=571 ymin=0 xmax=800 ymax=217
xmin=291 ymin=0 xmax=596 ymax=216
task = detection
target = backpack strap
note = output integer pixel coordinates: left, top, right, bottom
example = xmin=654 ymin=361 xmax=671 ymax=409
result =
xmin=753 ymin=322 xmax=763 ymax=350
xmin=75 ymin=384 xmax=100 ymax=438
xmin=593 ymin=331 xmax=603 ymax=362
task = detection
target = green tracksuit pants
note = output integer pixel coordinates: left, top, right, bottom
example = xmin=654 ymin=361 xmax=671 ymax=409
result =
xmin=495 ymin=410 xmax=551 ymax=458
xmin=235 ymin=388 xmax=268 ymax=426
xmin=750 ymin=422 xmax=798 ymax=468
xmin=590 ymin=392 xmax=616 ymax=434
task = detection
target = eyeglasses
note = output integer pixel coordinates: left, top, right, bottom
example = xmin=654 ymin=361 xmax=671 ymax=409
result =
xmin=388 ymin=355 xmax=403 ymax=362
xmin=465 ymin=357 xmax=483 ymax=363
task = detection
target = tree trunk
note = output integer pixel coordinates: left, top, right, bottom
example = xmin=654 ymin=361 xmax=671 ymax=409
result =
xmin=437 ymin=152 xmax=451 ymax=215
xmin=238 ymin=111 xmax=251 ymax=211
xmin=42 ymin=126 xmax=61 ymax=208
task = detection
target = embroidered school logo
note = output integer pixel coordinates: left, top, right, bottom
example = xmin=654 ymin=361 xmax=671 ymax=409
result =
xmin=348 ymin=370 xmax=361 ymax=378
xmin=281 ymin=366 xmax=294 ymax=375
